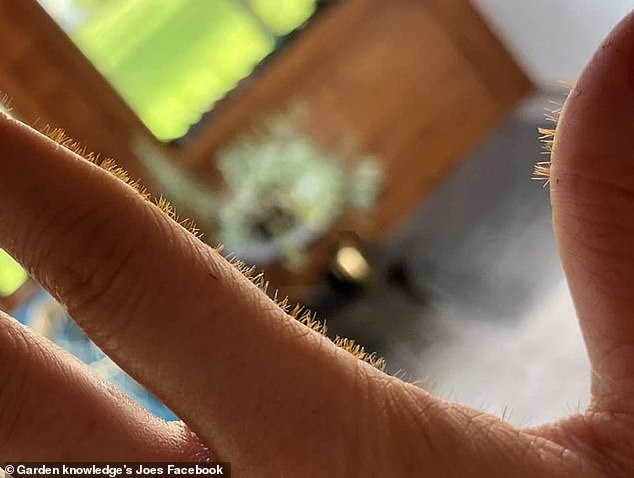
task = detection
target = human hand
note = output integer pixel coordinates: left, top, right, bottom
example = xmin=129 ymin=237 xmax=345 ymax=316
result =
xmin=3 ymin=12 xmax=634 ymax=477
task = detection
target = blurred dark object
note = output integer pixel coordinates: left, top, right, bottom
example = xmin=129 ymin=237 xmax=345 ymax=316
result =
xmin=330 ymin=232 xmax=372 ymax=285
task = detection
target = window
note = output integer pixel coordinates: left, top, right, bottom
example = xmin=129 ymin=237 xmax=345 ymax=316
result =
xmin=38 ymin=0 xmax=319 ymax=141
xmin=0 ymin=250 xmax=27 ymax=297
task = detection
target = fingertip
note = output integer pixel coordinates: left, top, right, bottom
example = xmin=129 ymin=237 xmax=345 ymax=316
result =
xmin=552 ymin=10 xmax=634 ymax=179
xmin=550 ymin=10 xmax=634 ymax=411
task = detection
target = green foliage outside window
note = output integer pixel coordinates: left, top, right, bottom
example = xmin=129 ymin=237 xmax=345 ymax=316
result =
xmin=40 ymin=0 xmax=317 ymax=141
xmin=0 ymin=250 xmax=27 ymax=297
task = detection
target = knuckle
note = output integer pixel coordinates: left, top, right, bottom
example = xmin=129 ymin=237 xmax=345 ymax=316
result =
xmin=40 ymin=204 xmax=151 ymax=331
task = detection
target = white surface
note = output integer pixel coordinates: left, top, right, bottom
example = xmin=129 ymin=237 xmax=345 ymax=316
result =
xmin=473 ymin=0 xmax=634 ymax=87
xmin=394 ymin=279 xmax=591 ymax=427
xmin=376 ymin=100 xmax=593 ymax=428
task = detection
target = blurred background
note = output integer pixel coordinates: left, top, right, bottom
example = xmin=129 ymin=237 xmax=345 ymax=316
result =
xmin=1 ymin=0 xmax=633 ymax=425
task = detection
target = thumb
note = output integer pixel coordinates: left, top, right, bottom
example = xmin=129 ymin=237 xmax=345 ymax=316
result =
xmin=552 ymin=10 xmax=634 ymax=414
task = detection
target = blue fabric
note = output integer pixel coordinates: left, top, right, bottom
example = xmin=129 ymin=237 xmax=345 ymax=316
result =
xmin=13 ymin=289 xmax=178 ymax=421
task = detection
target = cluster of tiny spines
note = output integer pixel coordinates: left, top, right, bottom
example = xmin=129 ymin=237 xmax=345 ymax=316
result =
xmin=533 ymin=103 xmax=561 ymax=185
xmin=533 ymin=83 xmax=574 ymax=185
xmin=40 ymin=125 xmax=387 ymax=372
xmin=223 ymin=252 xmax=386 ymax=371
xmin=534 ymin=127 xmax=556 ymax=185
xmin=1 ymin=93 xmax=13 ymax=114
xmin=39 ymin=125 xmax=203 ymax=238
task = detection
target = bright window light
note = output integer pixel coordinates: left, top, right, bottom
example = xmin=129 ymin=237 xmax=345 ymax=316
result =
xmin=39 ymin=0 xmax=318 ymax=141
xmin=0 ymin=249 xmax=27 ymax=297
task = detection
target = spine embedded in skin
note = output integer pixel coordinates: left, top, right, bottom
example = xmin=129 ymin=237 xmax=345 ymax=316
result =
xmin=28 ymin=120 xmax=387 ymax=372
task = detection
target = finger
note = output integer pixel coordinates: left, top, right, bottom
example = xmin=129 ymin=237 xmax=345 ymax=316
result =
xmin=0 ymin=115 xmax=593 ymax=476
xmin=551 ymin=11 xmax=634 ymax=412
xmin=0 ymin=311 xmax=207 ymax=461
xmin=0 ymin=114 xmax=388 ymax=472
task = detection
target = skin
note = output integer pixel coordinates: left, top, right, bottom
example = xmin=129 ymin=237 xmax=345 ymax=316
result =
xmin=3 ymin=12 xmax=634 ymax=478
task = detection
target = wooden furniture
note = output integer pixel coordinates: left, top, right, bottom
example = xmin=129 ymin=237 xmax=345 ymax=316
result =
xmin=0 ymin=0 xmax=153 ymax=179
xmin=0 ymin=0 xmax=533 ymax=302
